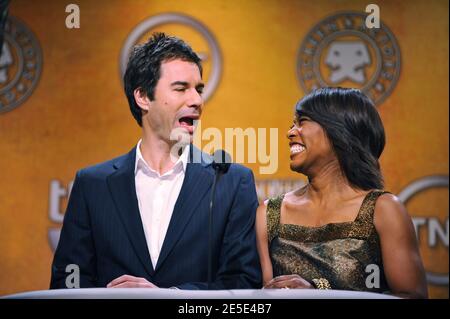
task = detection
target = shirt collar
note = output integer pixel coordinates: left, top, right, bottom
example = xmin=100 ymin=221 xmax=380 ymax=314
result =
xmin=135 ymin=139 xmax=189 ymax=177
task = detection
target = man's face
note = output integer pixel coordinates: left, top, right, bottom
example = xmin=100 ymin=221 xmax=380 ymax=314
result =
xmin=143 ymin=59 xmax=204 ymax=144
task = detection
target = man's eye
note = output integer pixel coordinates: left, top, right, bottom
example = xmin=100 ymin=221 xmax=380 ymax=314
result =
xmin=174 ymin=87 xmax=186 ymax=92
xmin=197 ymin=89 xmax=204 ymax=95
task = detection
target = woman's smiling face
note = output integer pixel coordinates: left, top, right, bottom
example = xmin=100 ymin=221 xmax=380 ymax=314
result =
xmin=287 ymin=115 xmax=338 ymax=174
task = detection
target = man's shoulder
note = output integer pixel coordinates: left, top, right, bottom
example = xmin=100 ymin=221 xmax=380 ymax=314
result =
xmin=227 ymin=162 xmax=254 ymax=178
xmin=191 ymin=147 xmax=253 ymax=178
xmin=76 ymin=148 xmax=134 ymax=180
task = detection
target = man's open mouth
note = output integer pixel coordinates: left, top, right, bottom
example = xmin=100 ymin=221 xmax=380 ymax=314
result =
xmin=176 ymin=115 xmax=200 ymax=135
xmin=179 ymin=116 xmax=195 ymax=127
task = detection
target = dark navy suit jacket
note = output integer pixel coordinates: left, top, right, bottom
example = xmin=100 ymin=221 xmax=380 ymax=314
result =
xmin=50 ymin=146 xmax=262 ymax=289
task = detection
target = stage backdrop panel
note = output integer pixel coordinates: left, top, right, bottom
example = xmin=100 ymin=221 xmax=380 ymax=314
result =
xmin=0 ymin=0 xmax=448 ymax=298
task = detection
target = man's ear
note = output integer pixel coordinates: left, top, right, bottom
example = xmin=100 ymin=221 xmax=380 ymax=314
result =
xmin=133 ymin=88 xmax=151 ymax=111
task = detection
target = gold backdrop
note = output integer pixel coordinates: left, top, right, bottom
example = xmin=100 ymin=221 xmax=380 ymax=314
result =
xmin=0 ymin=0 xmax=448 ymax=298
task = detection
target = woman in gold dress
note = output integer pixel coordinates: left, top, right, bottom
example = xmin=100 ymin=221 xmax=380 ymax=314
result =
xmin=256 ymin=87 xmax=428 ymax=298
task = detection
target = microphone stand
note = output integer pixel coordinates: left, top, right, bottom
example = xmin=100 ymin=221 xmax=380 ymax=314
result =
xmin=208 ymin=166 xmax=221 ymax=290
xmin=208 ymin=150 xmax=231 ymax=290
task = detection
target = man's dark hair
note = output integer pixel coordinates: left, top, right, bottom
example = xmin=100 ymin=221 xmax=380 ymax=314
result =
xmin=124 ymin=32 xmax=202 ymax=126
xmin=295 ymin=87 xmax=386 ymax=190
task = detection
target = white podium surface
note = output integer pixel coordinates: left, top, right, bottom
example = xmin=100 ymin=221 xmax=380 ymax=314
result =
xmin=3 ymin=288 xmax=398 ymax=299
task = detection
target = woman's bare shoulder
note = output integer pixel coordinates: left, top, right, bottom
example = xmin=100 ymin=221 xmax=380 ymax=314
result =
xmin=374 ymin=192 xmax=412 ymax=232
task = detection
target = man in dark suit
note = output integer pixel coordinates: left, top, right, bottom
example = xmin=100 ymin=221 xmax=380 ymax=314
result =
xmin=50 ymin=33 xmax=261 ymax=289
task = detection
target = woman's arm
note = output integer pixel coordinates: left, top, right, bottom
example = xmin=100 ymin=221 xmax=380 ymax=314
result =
xmin=374 ymin=193 xmax=428 ymax=298
xmin=255 ymin=200 xmax=274 ymax=286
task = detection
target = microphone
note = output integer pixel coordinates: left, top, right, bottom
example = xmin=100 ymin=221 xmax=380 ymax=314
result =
xmin=208 ymin=150 xmax=231 ymax=289
xmin=211 ymin=149 xmax=231 ymax=174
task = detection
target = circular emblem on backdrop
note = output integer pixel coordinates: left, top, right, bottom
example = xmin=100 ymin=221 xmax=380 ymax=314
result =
xmin=0 ymin=16 xmax=42 ymax=114
xmin=119 ymin=13 xmax=222 ymax=102
xmin=297 ymin=11 xmax=401 ymax=105
xmin=398 ymin=175 xmax=449 ymax=286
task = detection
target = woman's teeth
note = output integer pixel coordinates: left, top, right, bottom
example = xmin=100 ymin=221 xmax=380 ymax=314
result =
xmin=290 ymin=144 xmax=305 ymax=154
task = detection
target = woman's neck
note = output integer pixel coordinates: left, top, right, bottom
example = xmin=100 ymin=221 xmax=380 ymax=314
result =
xmin=304 ymin=162 xmax=363 ymax=205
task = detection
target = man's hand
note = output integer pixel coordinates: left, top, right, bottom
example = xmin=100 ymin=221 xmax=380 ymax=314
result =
xmin=106 ymin=275 xmax=158 ymax=288
xmin=263 ymin=274 xmax=313 ymax=289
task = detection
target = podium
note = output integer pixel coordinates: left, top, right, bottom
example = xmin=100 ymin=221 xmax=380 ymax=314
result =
xmin=3 ymin=288 xmax=398 ymax=299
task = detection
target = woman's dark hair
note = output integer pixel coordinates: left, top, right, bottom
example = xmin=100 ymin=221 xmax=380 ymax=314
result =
xmin=124 ymin=32 xmax=202 ymax=126
xmin=295 ymin=87 xmax=386 ymax=190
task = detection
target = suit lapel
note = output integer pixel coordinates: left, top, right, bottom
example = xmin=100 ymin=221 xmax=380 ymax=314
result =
xmin=106 ymin=147 xmax=155 ymax=276
xmin=155 ymin=146 xmax=213 ymax=272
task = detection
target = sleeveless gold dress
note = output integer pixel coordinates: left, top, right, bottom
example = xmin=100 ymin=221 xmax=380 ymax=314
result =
xmin=267 ymin=190 xmax=391 ymax=293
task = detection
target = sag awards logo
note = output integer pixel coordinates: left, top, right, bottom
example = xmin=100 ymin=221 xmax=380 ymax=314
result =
xmin=398 ymin=175 xmax=449 ymax=286
xmin=119 ymin=13 xmax=222 ymax=102
xmin=297 ymin=11 xmax=401 ymax=105
xmin=0 ymin=16 xmax=42 ymax=113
